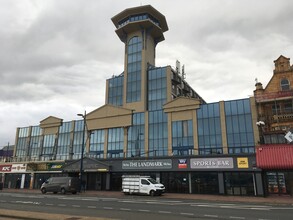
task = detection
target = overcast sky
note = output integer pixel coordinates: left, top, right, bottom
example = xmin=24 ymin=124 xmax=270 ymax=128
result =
xmin=0 ymin=0 xmax=293 ymax=147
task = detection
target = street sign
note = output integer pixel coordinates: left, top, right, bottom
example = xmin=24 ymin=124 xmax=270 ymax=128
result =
xmin=285 ymin=131 xmax=293 ymax=142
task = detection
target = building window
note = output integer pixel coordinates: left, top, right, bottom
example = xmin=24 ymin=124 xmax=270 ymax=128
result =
xmin=280 ymin=78 xmax=290 ymax=91
xmin=127 ymin=36 xmax=142 ymax=103
xmin=197 ymin=103 xmax=223 ymax=155
xmin=108 ymin=75 xmax=123 ymax=106
xmin=172 ymin=120 xmax=194 ymax=156
xmin=90 ymin=129 xmax=105 ymax=159
xmin=127 ymin=113 xmax=145 ymax=157
xmin=225 ymin=99 xmax=255 ymax=154
xmin=107 ymin=128 xmax=124 ymax=158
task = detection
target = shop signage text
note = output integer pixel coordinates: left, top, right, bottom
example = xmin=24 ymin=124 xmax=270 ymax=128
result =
xmin=178 ymin=159 xmax=187 ymax=169
xmin=0 ymin=164 xmax=12 ymax=172
xmin=122 ymin=159 xmax=172 ymax=170
xmin=190 ymin=158 xmax=234 ymax=169
xmin=11 ymin=164 xmax=27 ymax=172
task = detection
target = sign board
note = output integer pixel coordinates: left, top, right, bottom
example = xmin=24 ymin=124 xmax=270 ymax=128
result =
xmin=178 ymin=159 xmax=187 ymax=169
xmin=11 ymin=164 xmax=27 ymax=173
xmin=0 ymin=164 xmax=12 ymax=172
xmin=237 ymin=157 xmax=249 ymax=168
xmin=122 ymin=159 xmax=172 ymax=170
xmin=285 ymin=131 xmax=293 ymax=142
xmin=190 ymin=158 xmax=234 ymax=169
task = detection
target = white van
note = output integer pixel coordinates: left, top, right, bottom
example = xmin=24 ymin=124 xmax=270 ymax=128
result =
xmin=122 ymin=175 xmax=165 ymax=196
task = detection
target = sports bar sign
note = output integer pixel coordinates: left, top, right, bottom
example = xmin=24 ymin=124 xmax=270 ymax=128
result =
xmin=190 ymin=158 xmax=234 ymax=169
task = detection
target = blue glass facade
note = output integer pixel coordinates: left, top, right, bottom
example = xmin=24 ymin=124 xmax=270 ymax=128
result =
xmin=127 ymin=113 xmax=145 ymax=157
xmin=57 ymin=121 xmax=72 ymax=160
xmin=30 ymin=126 xmax=42 ymax=159
xmin=225 ymin=99 xmax=255 ymax=154
xmin=197 ymin=103 xmax=223 ymax=155
xmin=148 ymin=67 xmax=168 ymax=156
xmin=16 ymin=127 xmax=29 ymax=158
xmin=73 ymin=120 xmax=85 ymax=159
xmin=90 ymin=129 xmax=105 ymax=158
xmin=108 ymin=75 xmax=123 ymax=106
xmin=172 ymin=120 xmax=194 ymax=155
xmin=107 ymin=127 xmax=124 ymax=158
xmin=148 ymin=67 xmax=167 ymax=111
xmin=127 ymin=37 xmax=142 ymax=103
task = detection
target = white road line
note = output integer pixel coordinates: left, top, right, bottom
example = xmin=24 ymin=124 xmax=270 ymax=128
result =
xmin=72 ymin=205 xmax=80 ymax=208
xmin=88 ymin=206 xmax=96 ymax=209
xmin=46 ymin=203 xmax=53 ymax=206
xmin=103 ymin=207 xmax=113 ymax=210
xmin=230 ymin=217 xmax=245 ymax=219
xmin=204 ymin=214 xmax=218 ymax=218
xmin=158 ymin=211 xmax=171 ymax=214
xmin=181 ymin=213 xmax=194 ymax=216
xmin=138 ymin=209 xmax=150 ymax=212
xmin=120 ymin=208 xmax=131 ymax=211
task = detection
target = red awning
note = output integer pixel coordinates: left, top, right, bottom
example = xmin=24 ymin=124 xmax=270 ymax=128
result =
xmin=256 ymin=144 xmax=293 ymax=169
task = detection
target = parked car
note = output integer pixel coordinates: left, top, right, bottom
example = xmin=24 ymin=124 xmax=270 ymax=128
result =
xmin=41 ymin=177 xmax=80 ymax=194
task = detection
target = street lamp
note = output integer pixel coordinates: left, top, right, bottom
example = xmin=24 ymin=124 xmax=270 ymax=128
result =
xmin=77 ymin=110 xmax=86 ymax=192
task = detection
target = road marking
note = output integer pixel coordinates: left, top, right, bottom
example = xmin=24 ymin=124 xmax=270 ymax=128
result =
xmin=88 ymin=206 xmax=97 ymax=209
xmin=230 ymin=217 xmax=245 ymax=219
xmin=103 ymin=207 xmax=113 ymax=210
xmin=181 ymin=213 xmax=194 ymax=216
xmin=120 ymin=208 xmax=131 ymax=211
xmin=158 ymin=211 xmax=171 ymax=214
xmin=138 ymin=209 xmax=150 ymax=212
xmin=204 ymin=214 xmax=218 ymax=218
xmin=46 ymin=203 xmax=54 ymax=206
xmin=72 ymin=205 xmax=80 ymax=208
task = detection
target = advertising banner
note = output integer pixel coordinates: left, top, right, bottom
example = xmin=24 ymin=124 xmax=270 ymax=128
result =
xmin=190 ymin=158 xmax=234 ymax=169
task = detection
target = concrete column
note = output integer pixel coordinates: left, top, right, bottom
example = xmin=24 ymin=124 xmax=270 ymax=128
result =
xmin=218 ymin=172 xmax=225 ymax=195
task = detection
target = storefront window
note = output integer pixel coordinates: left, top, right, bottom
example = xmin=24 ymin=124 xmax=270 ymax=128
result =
xmin=225 ymin=172 xmax=254 ymax=196
xmin=161 ymin=172 xmax=189 ymax=193
xmin=266 ymin=172 xmax=289 ymax=195
xmin=191 ymin=172 xmax=218 ymax=194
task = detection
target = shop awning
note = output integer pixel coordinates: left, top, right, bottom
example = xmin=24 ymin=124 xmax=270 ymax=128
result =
xmin=256 ymin=144 xmax=293 ymax=169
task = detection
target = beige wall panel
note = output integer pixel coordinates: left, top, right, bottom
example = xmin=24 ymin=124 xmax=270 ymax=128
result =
xmin=166 ymin=67 xmax=172 ymax=103
xmin=144 ymin=112 xmax=149 ymax=157
xmin=87 ymin=115 xmax=132 ymax=130
xmin=43 ymin=127 xmax=59 ymax=135
xmin=167 ymin=114 xmax=172 ymax=156
xmin=220 ymin=101 xmax=228 ymax=154
xmin=250 ymin=96 xmax=260 ymax=145
xmin=171 ymin=111 xmax=193 ymax=121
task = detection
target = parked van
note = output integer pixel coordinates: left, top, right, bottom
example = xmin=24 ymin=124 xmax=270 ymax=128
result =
xmin=40 ymin=177 xmax=80 ymax=194
xmin=122 ymin=175 xmax=165 ymax=196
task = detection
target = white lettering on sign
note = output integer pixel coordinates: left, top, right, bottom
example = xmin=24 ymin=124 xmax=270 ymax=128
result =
xmin=190 ymin=158 xmax=234 ymax=169
xmin=122 ymin=160 xmax=172 ymax=170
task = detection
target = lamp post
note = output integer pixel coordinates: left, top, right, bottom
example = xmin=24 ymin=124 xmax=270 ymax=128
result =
xmin=77 ymin=110 xmax=86 ymax=192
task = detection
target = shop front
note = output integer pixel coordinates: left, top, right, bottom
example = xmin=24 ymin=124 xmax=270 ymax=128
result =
xmin=256 ymin=145 xmax=293 ymax=196
xmin=107 ymin=155 xmax=264 ymax=196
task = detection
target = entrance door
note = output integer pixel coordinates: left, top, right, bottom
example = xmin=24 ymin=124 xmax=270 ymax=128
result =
xmin=267 ymin=172 xmax=288 ymax=195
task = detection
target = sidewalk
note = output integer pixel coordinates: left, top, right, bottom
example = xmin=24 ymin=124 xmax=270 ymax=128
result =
xmin=1 ymin=188 xmax=293 ymax=205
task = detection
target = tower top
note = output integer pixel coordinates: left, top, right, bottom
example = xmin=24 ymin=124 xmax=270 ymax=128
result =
xmin=111 ymin=5 xmax=168 ymax=43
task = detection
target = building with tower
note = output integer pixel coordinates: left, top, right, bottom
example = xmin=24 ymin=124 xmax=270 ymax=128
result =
xmin=4 ymin=5 xmax=289 ymax=197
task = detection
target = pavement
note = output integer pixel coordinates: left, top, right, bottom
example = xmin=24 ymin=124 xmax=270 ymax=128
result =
xmin=0 ymin=188 xmax=293 ymax=219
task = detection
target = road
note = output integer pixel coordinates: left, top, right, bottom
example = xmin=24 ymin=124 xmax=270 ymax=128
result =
xmin=0 ymin=192 xmax=292 ymax=220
